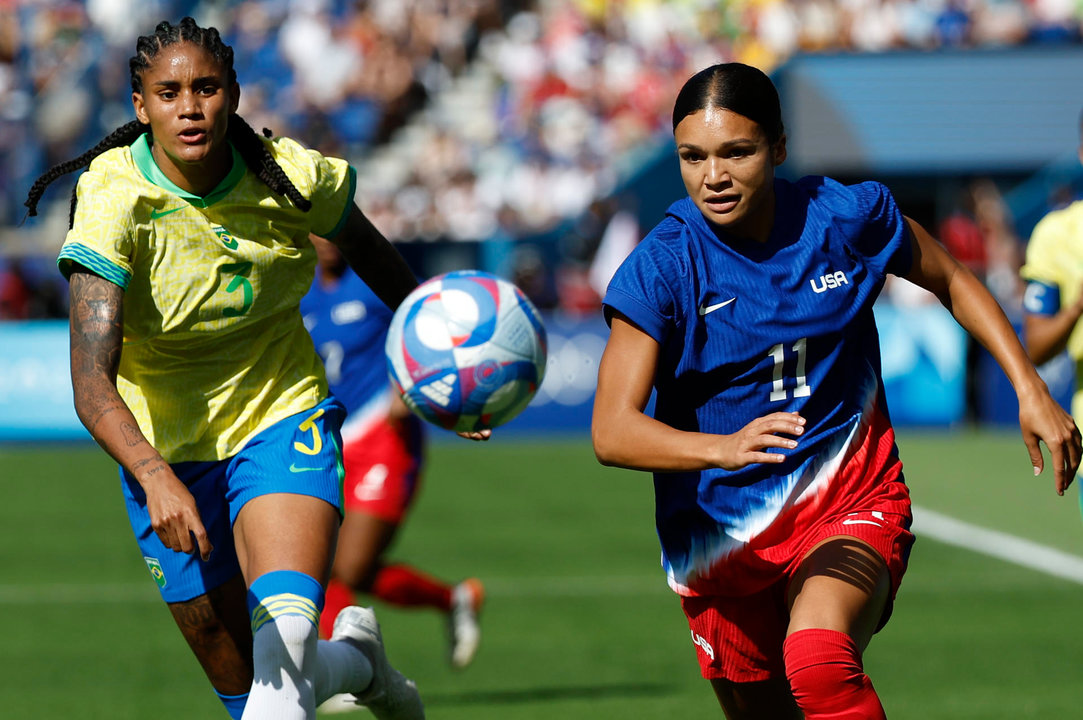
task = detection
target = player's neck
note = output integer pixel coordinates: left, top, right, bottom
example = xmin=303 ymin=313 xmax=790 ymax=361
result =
xmin=150 ymin=141 xmax=233 ymax=197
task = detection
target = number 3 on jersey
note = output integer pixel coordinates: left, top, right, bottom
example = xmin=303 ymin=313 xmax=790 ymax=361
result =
xmin=219 ymin=261 xmax=253 ymax=317
xmin=769 ymin=337 xmax=811 ymax=402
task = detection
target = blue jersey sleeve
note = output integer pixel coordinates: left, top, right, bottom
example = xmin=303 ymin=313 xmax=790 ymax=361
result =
xmin=850 ymin=181 xmax=912 ymax=279
xmin=602 ymin=227 xmax=683 ymax=343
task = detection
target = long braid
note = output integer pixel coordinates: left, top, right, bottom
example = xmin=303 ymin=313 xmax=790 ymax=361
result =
xmin=229 ymin=115 xmax=312 ymax=212
xmin=23 ymin=16 xmax=311 ymax=225
xmin=24 ymin=120 xmax=147 ymax=220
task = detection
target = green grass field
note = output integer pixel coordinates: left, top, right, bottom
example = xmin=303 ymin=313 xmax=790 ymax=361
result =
xmin=3 ymin=430 xmax=1082 ymax=719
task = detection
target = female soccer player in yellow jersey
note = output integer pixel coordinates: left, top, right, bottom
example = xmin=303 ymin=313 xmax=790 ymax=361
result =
xmin=23 ymin=17 xmax=482 ymax=720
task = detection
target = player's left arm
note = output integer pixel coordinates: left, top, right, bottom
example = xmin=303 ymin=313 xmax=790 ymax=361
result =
xmin=902 ymin=215 xmax=1081 ymax=493
xmin=326 ymin=203 xmax=419 ymax=312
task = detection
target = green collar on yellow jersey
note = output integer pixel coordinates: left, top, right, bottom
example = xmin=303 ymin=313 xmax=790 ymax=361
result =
xmin=131 ymin=133 xmax=246 ymax=208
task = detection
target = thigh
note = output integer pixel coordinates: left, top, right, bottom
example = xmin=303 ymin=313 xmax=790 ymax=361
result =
xmin=332 ymin=510 xmax=400 ymax=589
xmin=167 ymin=573 xmax=253 ymax=695
xmin=709 ymin=677 xmax=801 ymax=720
xmin=786 ymin=535 xmax=891 ymax=650
xmin=226 ymin=398 xmax=348 ymax=583
xmin=233 ymin=492 xmax=340 ymax=585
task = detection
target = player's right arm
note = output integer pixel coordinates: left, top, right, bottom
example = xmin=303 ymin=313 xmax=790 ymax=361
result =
xmin=591 ymin=313 xmax=804 ymax=472
xmin=68 ymin=268 xmax=212 ymax=560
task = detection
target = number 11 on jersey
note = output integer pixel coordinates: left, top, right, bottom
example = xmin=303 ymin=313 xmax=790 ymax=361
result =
xmin=769 ymin=338 xmax=811 ymax=402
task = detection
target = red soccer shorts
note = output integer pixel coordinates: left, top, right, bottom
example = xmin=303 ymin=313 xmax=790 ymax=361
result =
xmin=340 ymin=416 xmax=423 ymax=523
xmin=680 ymin=480 xmax=913 ymax=683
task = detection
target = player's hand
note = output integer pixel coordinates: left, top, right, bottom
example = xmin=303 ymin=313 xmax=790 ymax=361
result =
xmin=716 ymin=412 xmax=805 ymax=470
xmin=457 ymin=428 xmax=492 ymax=441
xmin=140 ymin=462 xmax=214 ymax=560
xmin=1018 ymin=388 xmax=1082 ymax=496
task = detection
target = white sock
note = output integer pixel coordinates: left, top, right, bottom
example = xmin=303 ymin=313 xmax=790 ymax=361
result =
xmin=241 ymin=614 xmax=319 ymax=720
xmin=313 ymin=639 xmax=375 ymax=705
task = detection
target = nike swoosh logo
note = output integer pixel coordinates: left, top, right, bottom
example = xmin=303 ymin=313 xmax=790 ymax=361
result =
xmin=698 ymin=298 xmax=736 ymax=315
xmin=150 ymin=206 xmax=185 ymax=219
xmin=289 ymin=463 xmax=322 ymax=473
xmin=842 ymin=518 xmax=882 ymax=527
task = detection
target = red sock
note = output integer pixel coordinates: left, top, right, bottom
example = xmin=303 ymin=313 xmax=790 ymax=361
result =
xmin=783 ymin=628 xmax=886 ymax=720
xmin=319 ymin=579 xmax=354 ymax=639
xmin=370 ymin=564 xmax=453 ymax=610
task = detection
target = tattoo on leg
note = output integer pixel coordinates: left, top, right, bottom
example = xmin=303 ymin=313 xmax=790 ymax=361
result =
xmin=169 ymin=586 xmax=253 ymax=694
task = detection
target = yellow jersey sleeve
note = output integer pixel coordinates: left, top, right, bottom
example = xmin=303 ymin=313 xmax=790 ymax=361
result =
xmin=59 ymin=148 xmax=139 ymax=288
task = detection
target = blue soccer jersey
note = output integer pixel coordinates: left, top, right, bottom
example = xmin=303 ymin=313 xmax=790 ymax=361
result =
xmin=603 ymin=176 xmax=913 ymax=596
xmin=301 ymin=270 xmax=399 ymax=439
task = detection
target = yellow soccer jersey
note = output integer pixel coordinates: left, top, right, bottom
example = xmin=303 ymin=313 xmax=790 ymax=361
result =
xmin=1020 ymin=199 xmax=1083 ymax=421
xmin=58 ymin=133 xmax=356 ymax=462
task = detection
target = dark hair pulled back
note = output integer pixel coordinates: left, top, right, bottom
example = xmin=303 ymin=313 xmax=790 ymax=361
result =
xmin=671 ymin=63 xmax=784 ymax=145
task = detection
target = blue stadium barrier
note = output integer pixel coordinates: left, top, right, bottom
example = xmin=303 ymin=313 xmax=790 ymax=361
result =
xmin=0 ymin=320 xmax=87 ymax=441
xmin=0 ymin=305 xmax=970 ymax=443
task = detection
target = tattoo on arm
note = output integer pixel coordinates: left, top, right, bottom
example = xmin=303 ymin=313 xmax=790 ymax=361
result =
xmin=69 ymin=271 xmax=132 ymax=435
xmin=69 ymin=271 xmax=124 ymax=382
xmin=120 ymin=421 xmax=144 ymax=447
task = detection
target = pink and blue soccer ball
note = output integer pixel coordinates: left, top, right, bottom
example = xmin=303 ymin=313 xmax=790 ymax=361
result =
xmin=385 ymin=270 xmax=548 ymax=433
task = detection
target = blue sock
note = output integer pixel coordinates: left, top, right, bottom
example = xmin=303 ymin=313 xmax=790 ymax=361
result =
xmin=244 ymin=570 xmax=326 ymax=716
xmin=214 ymin=690 xmax=248 ymax=719
xmin=246 ymin=569 xmax=325 ymax=629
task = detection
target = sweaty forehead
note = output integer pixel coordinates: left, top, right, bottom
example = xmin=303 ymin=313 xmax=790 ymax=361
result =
xmin=143 ymin=42 xmax=222 ymax=81
xmin=676 ymin=106 xmax=765 ymax=146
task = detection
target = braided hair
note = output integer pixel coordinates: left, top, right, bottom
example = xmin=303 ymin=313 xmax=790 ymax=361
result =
xmin=24 ymin=17 xmax=311 ymax=226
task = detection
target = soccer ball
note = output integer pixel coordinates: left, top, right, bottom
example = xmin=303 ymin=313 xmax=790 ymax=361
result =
xmin=385 ymin=270 xmax=548 ymax=433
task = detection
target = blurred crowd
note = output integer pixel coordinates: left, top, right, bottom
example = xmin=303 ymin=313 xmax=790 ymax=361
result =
xmin=3 ymin=0 xmax=1083 ymax=320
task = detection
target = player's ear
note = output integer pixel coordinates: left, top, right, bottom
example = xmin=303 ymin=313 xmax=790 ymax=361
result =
xmin=772 ymin=134 xmax=787 ymax=166
xmin=229 ymin=82 xmax=240 ymax=114
xmin=132 ymin=92 xmax=149 ymax=125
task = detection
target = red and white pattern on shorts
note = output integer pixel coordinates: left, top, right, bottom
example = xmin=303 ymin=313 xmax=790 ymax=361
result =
xmin=678 ymin=403 xmax=915 ymax=682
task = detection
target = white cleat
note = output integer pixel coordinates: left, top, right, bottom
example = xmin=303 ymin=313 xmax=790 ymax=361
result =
xmin=317 ymin=692 xmax=362 ymax=714
xmin=448 ymin=578 xmax=485 ymax=669
xmin=331 ymin=606 xmax=425 ymax=720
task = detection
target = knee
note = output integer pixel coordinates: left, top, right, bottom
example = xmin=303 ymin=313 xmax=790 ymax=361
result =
xmin=333 ymin=558 xmax=379 ymax=592
xmin=783 ymin=629 xmax=885 ymax=719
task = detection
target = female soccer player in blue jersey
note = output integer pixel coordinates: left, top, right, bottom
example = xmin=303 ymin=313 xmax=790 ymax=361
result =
xmin=592 ymin=62 xmax=1082 ymax=719
xmin=301 ymin=235 xmax=485 ymax=685
xmin=22 ymin=17 xmax=457 ymax=720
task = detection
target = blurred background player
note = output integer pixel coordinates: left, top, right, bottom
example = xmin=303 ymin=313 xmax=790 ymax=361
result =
xmin=302 ymin=235 xmax=485 ymax=684
xmin=1020 ymin=108 xmax=1083 ymax=510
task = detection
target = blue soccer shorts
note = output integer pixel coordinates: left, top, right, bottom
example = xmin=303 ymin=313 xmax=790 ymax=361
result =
xmin=121 ymin=397 xmax=346 ymax=603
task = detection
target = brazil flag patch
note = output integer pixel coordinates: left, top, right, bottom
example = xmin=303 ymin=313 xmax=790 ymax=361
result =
xmin=144 ymin=556 xmax=167 ymax=589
